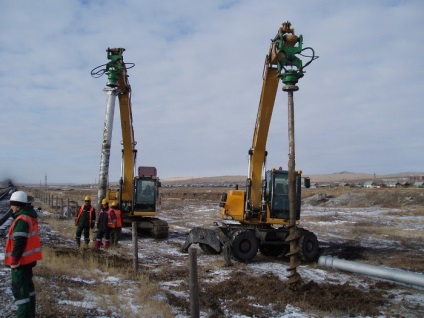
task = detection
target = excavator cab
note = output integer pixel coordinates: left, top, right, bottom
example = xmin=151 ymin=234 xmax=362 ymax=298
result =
xmin=267 ymin=169 xmax=302 ymax=220
xmin=133 ymin=166 xmax=160 ymax=213
xmin=134 ymin=178 xmax=157 ymax=212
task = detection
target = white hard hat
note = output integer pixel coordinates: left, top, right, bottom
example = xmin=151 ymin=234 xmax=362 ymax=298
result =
xmin=10 ymin=191 xmax=28 ymax=204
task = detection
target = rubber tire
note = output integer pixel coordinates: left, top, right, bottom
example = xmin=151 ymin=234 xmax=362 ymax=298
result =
xmin=259 ymin=244 xmax=289 ymax=258
xmin=199 ymin=243 xmax=222 ymax=255
xmin=152 ymin=226 xmax=168 ymax=239
xmin=298 ymin=229 xmax=319 ymax=262
xmin=231 ymin=230 xmax=259 ymax=262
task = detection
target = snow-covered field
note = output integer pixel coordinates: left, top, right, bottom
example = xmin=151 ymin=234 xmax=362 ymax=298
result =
xmin=1 ymin=192 xmax=423 ymax=317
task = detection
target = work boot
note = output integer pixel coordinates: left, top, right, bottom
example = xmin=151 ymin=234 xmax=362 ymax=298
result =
xmin=84 ymin=240 xmax=90 ymax=247
xmin=105 ymin=240 xmax=110 ymax=249
xmin=95 ymin=240 xmax=101 ymax=249
xmin=76 ymin=238 xmax=81 ymax=247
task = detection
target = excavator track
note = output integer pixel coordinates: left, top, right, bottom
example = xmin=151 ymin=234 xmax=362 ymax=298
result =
xmin=138 ymin=217 xmax=169 ymax=239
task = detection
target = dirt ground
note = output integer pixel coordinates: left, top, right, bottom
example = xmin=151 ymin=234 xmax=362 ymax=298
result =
xmin=9 ymin=185 xmax=424 ymax=317
xmin=156 ymin=186 xmax=424 ymax=317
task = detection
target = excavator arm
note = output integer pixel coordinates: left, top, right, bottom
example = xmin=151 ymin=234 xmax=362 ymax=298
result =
xmin=247 ymin=44 xmax=280 ymax=212
xmin=115 ymin=52 xmax=137 ymax=204
xmin=96 ymin=48 xmax=137 ymax=206
xmin=247 ymin=21 xmax=302 ymax=214
xmin=92 ymin=48 xmax=169 ymax=238
xmin=183 ymin=22 xmax=319 ymax=281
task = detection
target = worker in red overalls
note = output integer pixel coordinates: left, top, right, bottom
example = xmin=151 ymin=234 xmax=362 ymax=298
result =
xmin=95 ymin=199 xmax=116 ymax=249
xmin=110 ymin=201 xmax=123 ymax=245
xmin=5 ymin=190 xmax=42 ymax=318
xmin=75 ymin=195 xmax=96 ymax=247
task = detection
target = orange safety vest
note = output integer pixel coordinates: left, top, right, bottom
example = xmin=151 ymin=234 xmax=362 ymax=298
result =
xmin=75 ymin=205 xmax=95 ymax=226
xmin=113 ymin=209 xmax=123 ymax=227
xmin=5 ymin=215 xmax=42 ymax=266
xmin=107 ymin=208 xmax=117 ymax=228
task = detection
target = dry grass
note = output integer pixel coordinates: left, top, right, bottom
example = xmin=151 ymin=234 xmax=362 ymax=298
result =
xmin=32 ymin=208 xmax=175 ymax=317
xmin=16 ymin=185 xmax=423 ymax=317
xmin=348 ymin=222 xmax=424 ymax=239
xmin=35 ymin=246 xmax=174 ymax=317
xmin=43 ymin=215 xmax=76 ymax=239
xmin=381 ymin=207 xmax=424 ymax=217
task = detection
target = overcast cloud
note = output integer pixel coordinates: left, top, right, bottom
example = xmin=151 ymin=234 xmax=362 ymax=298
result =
xmin=1 ymin=0 xmax=423 ymax=184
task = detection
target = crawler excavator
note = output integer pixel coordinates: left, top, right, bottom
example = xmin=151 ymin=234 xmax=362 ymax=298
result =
xmin=91 ymin=48 xmax=168 ymax=239
xmin=182 ymin=22 xmax=318 ymax=266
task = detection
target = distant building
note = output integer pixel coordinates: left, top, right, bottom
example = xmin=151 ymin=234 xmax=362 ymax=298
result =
xmin=386 ymin=182 xmax=401 ymax=188
xmin=364 ymin=181 xmax=377 ymax=188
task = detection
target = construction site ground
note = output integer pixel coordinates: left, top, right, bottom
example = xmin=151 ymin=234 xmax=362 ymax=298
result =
xmin=1 ymin=185 xmax=423 ymax=317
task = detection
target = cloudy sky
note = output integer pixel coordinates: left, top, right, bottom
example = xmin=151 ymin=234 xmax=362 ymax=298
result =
xmin=1 ymin=0 xmax=423 ymax=184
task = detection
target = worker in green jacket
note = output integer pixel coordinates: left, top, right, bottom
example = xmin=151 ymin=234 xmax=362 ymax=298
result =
xmin=5 ymin=190 xmax=42 ymax=318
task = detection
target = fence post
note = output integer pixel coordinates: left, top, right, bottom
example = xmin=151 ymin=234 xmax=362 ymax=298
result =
xmin=189 ymin=247 xmax=200 ymax=318
xmin=132 ymin=222 xmax=138 ymax=273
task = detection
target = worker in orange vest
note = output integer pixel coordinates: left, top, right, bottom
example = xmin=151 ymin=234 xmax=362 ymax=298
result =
xmin=95 ymin=199 xmax=116 ymax=249
xmin=5 ymin=190 xmax=42 ymax=318
xmin=110 ymin=201 xmax=123 ymax=245
xmin=75 ymin=195 xmax=96 ymax=247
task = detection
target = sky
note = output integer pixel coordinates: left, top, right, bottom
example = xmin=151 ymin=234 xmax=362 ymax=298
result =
xmin=1 ymin=0 xmax=423 ymax=184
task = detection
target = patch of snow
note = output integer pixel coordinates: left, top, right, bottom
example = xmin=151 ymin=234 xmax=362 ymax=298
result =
xmin=68 ymin=276 xmax=96 ymax=285
xmin=58 ymin=299 xmax=97 ymax=309
xmin=278 ymin=304 xmax=310 ymax=318
xmin=103 ymin=275 xmax=120 ymax=283
xmin=161 ymin=280 xmax=185 ymax=288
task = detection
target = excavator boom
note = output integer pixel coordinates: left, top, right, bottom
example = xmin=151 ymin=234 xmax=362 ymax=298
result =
xmin=183 ymin=22 xmax=318 ymax=270
xmin=249 ymin=45 xmax=280 ymax=210
xmin=92 ymin=48 xmax=168 ymax=239
xmin=116 ymin=62 xmax=136 ymax=202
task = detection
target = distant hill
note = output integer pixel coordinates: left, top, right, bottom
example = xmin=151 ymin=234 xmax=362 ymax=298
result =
xmin=162 ymin=172 xmax=424 ymax=185
xmin=162 ymin=175 xmax=246 ymax=185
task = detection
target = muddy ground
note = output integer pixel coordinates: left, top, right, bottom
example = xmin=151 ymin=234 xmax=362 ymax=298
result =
xmin=3 ymin=186 xmax=424 ymax=317
xmin=157 ymin=187 xmax=424 ymax=317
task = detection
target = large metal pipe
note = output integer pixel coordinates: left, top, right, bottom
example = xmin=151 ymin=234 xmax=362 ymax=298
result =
xmin=97 ymin=87 xmax=119 ymax=210
xmin=319 ymin=255 xmax=424 ymax=287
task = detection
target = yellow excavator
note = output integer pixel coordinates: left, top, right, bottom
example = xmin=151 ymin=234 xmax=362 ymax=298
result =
xmin=182 ymin=22 xmax=318 ymax=265
xmin=91 ymin=48 xmax=168 ymax=238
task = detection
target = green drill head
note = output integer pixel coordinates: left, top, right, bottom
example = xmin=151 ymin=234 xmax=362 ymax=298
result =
xmin=106 ymin=48 xmax=125 ymax=87
xmin=275 ymin=22 xmax=306 ymax=85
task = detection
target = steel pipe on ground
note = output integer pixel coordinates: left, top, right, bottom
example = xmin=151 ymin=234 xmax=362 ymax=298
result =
xmin=319 ymin=255 xmax=424 ymax=288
